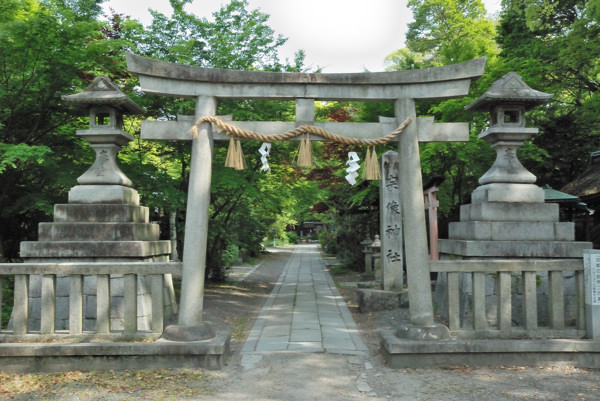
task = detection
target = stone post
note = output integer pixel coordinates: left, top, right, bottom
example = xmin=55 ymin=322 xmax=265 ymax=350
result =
xmin=380 ymin=150 xmax=404 ymax=291
xmin=584 ymin=249 xmax=600 ymax=339
xmin=177 ymin=96 xmax=217 ymax=329
xmin=423 ymin=177 xmax=444 ymax=261
xmin=396 ymin=98 xmax=435 ymax=327
xmin=371 ymin=235 xmax=382 ymax=282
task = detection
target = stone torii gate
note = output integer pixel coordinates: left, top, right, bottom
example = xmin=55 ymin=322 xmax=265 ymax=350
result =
xmin=126 ymin=53 xmax=485 ymax=336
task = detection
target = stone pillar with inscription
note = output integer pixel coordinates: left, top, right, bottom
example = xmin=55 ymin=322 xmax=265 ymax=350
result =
xmin=584 ymin=250 xmax=600 ymax=339
xmin=380 ymin=151 xmax=404 ymax=291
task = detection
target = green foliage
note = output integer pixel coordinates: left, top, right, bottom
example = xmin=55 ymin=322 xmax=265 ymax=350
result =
xmin=318 ymin=231 xmax=337 ymax=255
xmin=1 ymin=276 xmax=14 ymax=329
xmin=285 ymin=231 xmax=299 ymax=245
xmin=221 ymin=244 xmax=240 ymax=269
xmin=497 ymin=0 xmax=600 ymax=188
xmin=0 ymin=0 xmax=122 ymax=261
xmin=405 ymin=0 xmax=497 ymax=65
xmin=334 ymin=212 xmax=377 ymax=271
xmin=0 ymin=143 xmax=51 ymax=174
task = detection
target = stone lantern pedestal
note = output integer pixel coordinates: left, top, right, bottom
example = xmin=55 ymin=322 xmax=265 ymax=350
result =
xmin=19 ymin=76 xmax=176 ymax=332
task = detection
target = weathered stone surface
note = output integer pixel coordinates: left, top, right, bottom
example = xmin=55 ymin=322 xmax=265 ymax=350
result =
xmin=68 ymin=185 xmax=140 ymax=205
xmin=20 ymin=241 xmax=171 ymax=258
xmin=76 ymin=143 xmax=133 ymax=186
xmin=54 ymin=204 xmax=149 ymax=223
xmin=380 ymin=150 xmax=403 ymax=291
xmin=439 ymin=239 xmax=591 ymax=258
xmin=38 ymin=222 xmax=160 ymax=241
xmin=0 ymin=331 xmax=231 ymax=372
xmin=471 ymin=183 xmax=545 ymax=203
xmin=127 ymin=53 xmax=486 ymax=100
xmin=380 ymin=331 xmax=600 ymax=368
xmin=460 ymin=202 xmax=559 ymax=222
xmin=449 ymin=221 xmax=575 ymax=241
xmin=178 ymin=96 xmax=216 ymax=327
xmin=433 ymin=270 xmax=581 ymax=329
xmin=395 ymin=322 xmax=451 ymax=341
xmin=162 ymin=324 xmax=216 ymax=341
xmin=357 ymin=288 xmax=408 ymax=312
xmin=397 ymin=98 xmax=435 ymax=328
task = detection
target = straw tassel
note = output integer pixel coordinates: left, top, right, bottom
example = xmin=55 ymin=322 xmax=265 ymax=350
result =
xmin=234 ymin=138 xmax=246 ymax=170
xmin=225 ymin=137 xmax=237 ymax=168
xmin=363 ymin=146 xmax=381 ymax=180
xmin=297 ymin=134 xmax=313 ymax=167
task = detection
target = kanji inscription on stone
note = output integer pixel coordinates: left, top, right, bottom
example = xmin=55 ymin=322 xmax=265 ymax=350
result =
xmin=584 ymin=250 xmax=600 ymax=306
xmin=380 ymin=150 xmax=403 ymax=291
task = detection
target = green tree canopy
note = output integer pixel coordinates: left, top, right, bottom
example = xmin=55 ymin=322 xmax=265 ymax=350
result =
xmin=497 ymin=0 xmax=600 ymax=187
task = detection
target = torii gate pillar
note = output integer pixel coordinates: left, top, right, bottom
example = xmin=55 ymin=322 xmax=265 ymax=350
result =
xmin=178 ymin=96 xmax=216 ymax=326
xmin=396 ymin=98 xmax=435 ymax=327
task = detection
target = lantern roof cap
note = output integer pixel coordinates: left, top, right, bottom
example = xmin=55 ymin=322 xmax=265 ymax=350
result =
xmin=465 ymin=72 xmax=553 ymax=112
xmin=62 ymin=76 xmax=145 ymax=115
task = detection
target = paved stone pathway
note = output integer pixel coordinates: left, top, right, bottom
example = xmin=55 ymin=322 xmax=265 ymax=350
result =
xmin=241 ymin=244 xmax=368 ymax=356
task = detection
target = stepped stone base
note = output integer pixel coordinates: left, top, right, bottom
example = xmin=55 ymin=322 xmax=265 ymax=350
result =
xmin=471 ymin=183 xmax=545 ymax=204
xmin=54 ymin=204 xmax=149 ymax=223
xmin=439 ymin=239 xmax=590 ymax=258
xmin=18 ymin=199 xmax=175 ymax=332
xmin=21 ymin=241 xmax=171 ymax=258
xmin=69 ymin=185 xmax=140 ymax=205
xmin=449 ymin=221 xmax=574 ymax=242
xmin=380 ymin=332 xmax=600 ymax=368
xmin=436 ymin=183 xmax=592 ymax=332
xmin=460 ymin=202 xmax=559 ymax=222
xmin=0 ymin=331 xmax=231 ymax=373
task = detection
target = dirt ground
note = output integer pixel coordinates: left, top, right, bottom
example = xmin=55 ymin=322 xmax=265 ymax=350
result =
xmin=2 ymin=247 xmax=600 ymax=400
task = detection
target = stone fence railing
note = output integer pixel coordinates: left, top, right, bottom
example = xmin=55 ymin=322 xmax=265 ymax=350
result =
xmin=0 ymin=262 xmax=181 ymax=341
xmin=431 ymin=259 xmax=585 ymax=339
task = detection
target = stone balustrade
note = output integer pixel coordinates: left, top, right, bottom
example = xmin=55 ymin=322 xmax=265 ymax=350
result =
xmin=431 ymin=259 xmax=585 ymax=338
xmin=0 ymin=262 xmax=181 ymax=341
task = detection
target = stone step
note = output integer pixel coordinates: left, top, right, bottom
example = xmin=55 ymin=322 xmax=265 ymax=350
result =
xmin=439 ymin=239 xmax=592 ymax=258
xmin=460 ymin=202 xmax=559 ymax=222
xmin=38 ymin=222 xmax=160 ymax=241
xmin=54 ymin=204 xmax=149 ymax=223
xmin=449 ymin=221 xmax=574 ymax=242
xmin=20 ymin=240 xmax=171 ymax=258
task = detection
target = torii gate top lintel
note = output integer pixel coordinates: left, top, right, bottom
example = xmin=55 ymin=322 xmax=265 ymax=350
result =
xmin=126 ymin=53 xmax=486 ymax=101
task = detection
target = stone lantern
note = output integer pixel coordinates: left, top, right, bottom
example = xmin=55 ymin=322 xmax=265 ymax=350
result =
xmin=438 ymin=72 xmax=593 ymax=332
xmin=371 ymin=234 xmax=382 ymax=281
xmin=20 ymin=76 xmax=175 ymax=332
xmin=465 ymin=72 xmax=553 ymax=204
xmin=62 ymin=76 xmax=145 ymax=204
xmin=360 ymin=234 xmax=373 ymax=273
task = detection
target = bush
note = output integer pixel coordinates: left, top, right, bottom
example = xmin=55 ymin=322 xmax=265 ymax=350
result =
xmin=333 ymin=212 xmax=378 ymax=271
xmin=318 ymin=231 xmax=337 ymax=255
xmin=221 ymin=244 xmax=240 ymax=268
xmin=285 ymin=231 xmax=299 ymax=244
xmin=1 ymin=276 xmax=14 ymax=329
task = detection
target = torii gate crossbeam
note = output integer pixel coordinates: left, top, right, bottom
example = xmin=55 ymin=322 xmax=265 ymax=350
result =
xmin=127 ymin=53 xmax=485 ymax=332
